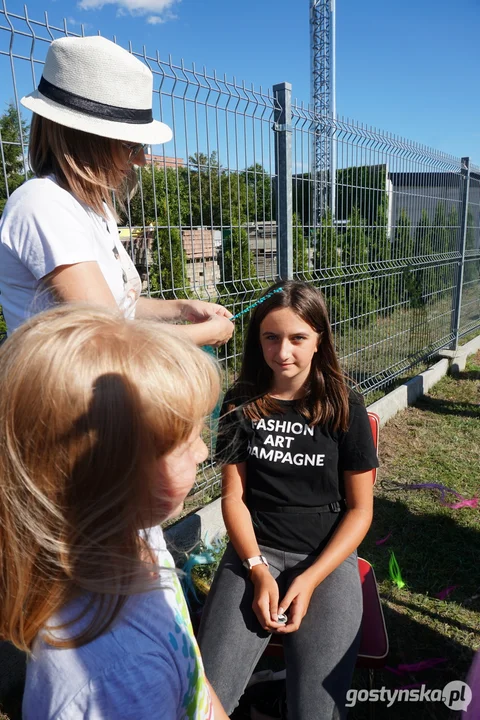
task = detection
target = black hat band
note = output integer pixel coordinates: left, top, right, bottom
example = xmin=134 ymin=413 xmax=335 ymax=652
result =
xmin=38 ymin=76 xmax=153 ymax=125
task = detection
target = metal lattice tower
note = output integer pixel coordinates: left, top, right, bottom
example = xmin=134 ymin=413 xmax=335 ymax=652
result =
xmin=310 ymin=0 xmax=336 ymax=222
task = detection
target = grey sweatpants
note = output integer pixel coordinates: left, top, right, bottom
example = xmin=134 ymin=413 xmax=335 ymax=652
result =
xmin=197 ymin=542 xmax=362 ymax=720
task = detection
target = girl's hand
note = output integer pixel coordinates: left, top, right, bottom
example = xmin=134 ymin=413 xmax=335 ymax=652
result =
xmin=276 ymin=573 xmax=317 ymax=634
xmin=250 ymin=565 xmax=284 ymax=632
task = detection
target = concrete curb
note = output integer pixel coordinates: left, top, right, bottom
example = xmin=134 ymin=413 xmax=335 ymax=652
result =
xmin=439 ymin=334 xmax=480 ymax=374
xmin=165 ymin=496 xmax=226 ymax=557
xmin=166 ymin=338 xmax=480 ymax=551
xmin=367 ymin=358 xmax=449 ymax=427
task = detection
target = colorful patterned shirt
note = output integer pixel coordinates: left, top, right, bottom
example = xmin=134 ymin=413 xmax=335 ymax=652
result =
xmin=23 ymin=526 xmax=213 ymax=720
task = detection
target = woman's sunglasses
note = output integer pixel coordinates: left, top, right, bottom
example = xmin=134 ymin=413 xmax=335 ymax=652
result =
xmin=122 ymin=142 xmax=150 ymax=162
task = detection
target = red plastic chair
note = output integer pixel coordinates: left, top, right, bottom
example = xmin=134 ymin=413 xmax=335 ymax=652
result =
xmin=356 ymin=413 xmax=389 ymax=672
xmin=263 ymin=412 xmax=389 ymax=678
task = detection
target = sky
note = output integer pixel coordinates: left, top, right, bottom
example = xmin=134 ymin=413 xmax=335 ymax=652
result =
xmin=1 ymin=0 xmax=480 ymax=163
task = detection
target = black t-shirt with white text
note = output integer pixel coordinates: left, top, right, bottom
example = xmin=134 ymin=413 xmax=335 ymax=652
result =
xmin=215 ymin=392 xmax=379 ymax=553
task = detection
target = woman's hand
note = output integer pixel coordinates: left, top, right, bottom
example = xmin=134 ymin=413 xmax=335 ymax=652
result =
xmin=178 ymin=300 xmax=234 ymax=346
xmin=275 ymin=572 xmax=317 ymax=634
xmin=179 ymin=299 xmax=233 ymax=322
xmin=202 ymin=314 xmax=235 ymax=346
xmin=250 ymin=565 xmax=283 ymax=632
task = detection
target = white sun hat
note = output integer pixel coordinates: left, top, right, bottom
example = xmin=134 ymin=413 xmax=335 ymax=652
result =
xmin=21 ymin=35 xmax=172 ymax=146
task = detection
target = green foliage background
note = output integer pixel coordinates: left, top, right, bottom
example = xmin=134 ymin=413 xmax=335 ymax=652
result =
xmin=0 ymin=106 xmax=475 ymax=354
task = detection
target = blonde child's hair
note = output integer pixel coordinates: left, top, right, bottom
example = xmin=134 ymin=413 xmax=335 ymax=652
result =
xmin=0 ymin=305 xmax=220 ymax=652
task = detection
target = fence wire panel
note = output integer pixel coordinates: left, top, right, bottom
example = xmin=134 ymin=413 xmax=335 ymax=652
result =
xmin=1 ymin=1 xmax=479 ymax=500
xmin=461 ymin=163 xmax=480 ymax=338
xmin=290 ymin=106 xmax=480 ymax=393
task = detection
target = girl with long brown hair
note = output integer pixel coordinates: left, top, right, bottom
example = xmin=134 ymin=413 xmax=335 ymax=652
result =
xmin=0 ymin=305 xmax=229 ymax=720
xmin=198 ymin=280 xmax=378 ymax=719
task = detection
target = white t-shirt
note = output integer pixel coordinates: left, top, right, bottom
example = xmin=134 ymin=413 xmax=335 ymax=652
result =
xmin=22 ymin=526 xmax=214 ymax=720
xmin=0 ymin=176 xmax=141 ymax=334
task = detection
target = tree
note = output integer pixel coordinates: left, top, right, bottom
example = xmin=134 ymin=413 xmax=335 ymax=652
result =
xmin=292 ymin=172 xmax=311 ymax=227
xmin=336 ymin=164 xmax=387 ymax=226
xmin=429 ymin=203 xmax=451 ymax=294
xmin=0 ymin=102 xmax=29 ymax=215
xmin=393 ymin=208 xmax=414 ymax=260
xmin=241 ymin=163 xmax=273 ymax=224
xmin=216 ymin=227 xmax=258 ymax=296
xmin=414 ymin=209 xmax=433 ymax=258
xmin=147 ymin=226 xmax=190 ymax=300
xmin=463 ymin=209 xmax=478 ymax=284
xmin=315 ymin=209 xmax=339 ymax=270
xmin=126 ymin=166 xmax=189 ymax=227
xmin=185 ymin=152 xmax=221 ymax=227
xmin=292 ymin=212 xmax=311 ymax=280
xmin=341 ymin=207 xmax=377 ymax=327
xmin=465 ymin=209 xmax=476 ymax=251
xmin=216 ymin=226 xmax=264 ymax=367
xmin=394 ymin=208 xmax=416 ymax=306
xmin=125 ymin=155 xmax=275 ymax=307
xmin=314 ymin=210 xmax=347 ymax=327
xmin=185 ymin=156 xmax=272 ymax=228
xmin=188 ymin=151 xmax=219 ymax=171
xmin=369 ymin=204 xmax=397 ymax=313
xmin=123 ymin=167 xmax=191 ymax=299
xmin=447 ymin=206 xmax=459 ymax=254
xmin=402 ymin=208 xmax=438 ymax=357
xmin=431 ymin=203 xmax=449 ymax=256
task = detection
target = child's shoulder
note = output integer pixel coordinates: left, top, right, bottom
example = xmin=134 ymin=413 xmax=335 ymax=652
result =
xmin=24 ymin=571 xmax=196 ymax=719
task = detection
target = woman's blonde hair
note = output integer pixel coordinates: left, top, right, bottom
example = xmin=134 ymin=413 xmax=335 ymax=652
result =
xmin=29 ymin=114 xmax=134 ymax=218
xmin=0 ymin=305 xmax=219 ymax=652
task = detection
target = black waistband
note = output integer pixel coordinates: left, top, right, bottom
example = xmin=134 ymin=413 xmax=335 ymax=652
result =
xmin=252 ymin=500 xmax=346 ymax=514
xmin=38 ymin=76 xmax=153 ymax=125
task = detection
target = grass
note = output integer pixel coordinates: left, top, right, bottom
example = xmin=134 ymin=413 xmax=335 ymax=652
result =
xmin=350 ymin=351 xmax=480 ymax=719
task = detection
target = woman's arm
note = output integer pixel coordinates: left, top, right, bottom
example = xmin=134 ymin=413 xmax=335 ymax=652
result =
xmin=136 ymin=298 xmax=234 ymax=346
xmin=45 ymin=263 xmax=234 ymax=346
xmin=222 ymin=463 xmax=282 ymax=630
xmin=135 ymin=297 xmax=232 ymax=322
xmin=45 ymin=262 xmax=119 ymax=307
xmin=277 ymin=469 xmax=373 ymax=633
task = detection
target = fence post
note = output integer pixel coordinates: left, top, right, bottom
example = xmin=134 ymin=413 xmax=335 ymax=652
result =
xmin=450 ymin=156 xmax=470 ymax=350
xmin=273 ymin=82 xmax=293 ymax=281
